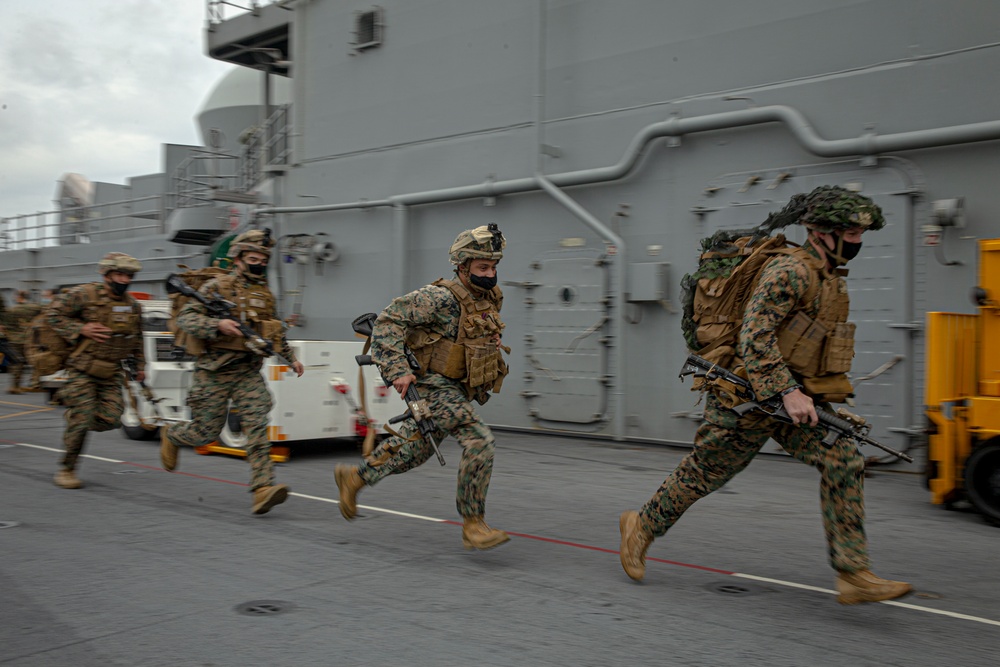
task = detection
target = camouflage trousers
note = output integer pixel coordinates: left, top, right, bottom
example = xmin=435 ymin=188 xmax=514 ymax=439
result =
xmin=639 ymin=410 xmax=870 ymax=573
xmin=58 ymin=368 xmax=126 ymax=471
xmin=170 ymin=363 xmax=275 ymax=491
xmin=359 ymin=381 xmax=495 ymax=518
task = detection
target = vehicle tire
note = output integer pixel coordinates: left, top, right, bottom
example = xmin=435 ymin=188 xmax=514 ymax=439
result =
xmin=218 ymin=410 xmax=248 ymax=449
xmin=122 ymin=424 xmax=160 ymax=441
xmin=964 ymin=439 xmax=1000 ymax=527
xmin=121 ymin=404 xmax=159 ymax=440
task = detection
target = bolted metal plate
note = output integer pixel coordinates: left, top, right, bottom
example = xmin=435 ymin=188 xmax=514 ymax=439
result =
xmin=0 ymin=521 xmax=21 ymax=529
xmin=234 ymin=600 xmax=295 ymax=616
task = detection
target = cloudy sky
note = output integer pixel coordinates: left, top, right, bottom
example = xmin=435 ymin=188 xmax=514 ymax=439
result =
xmin=0 ymin=0 xmax=233 ymax=218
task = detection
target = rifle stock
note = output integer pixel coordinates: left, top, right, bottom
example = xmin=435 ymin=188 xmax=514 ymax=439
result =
xmin=680 ymin=353 xmax=914 ymax=463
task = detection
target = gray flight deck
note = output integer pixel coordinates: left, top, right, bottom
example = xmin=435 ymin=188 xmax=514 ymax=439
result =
xmin=1 ymin=382 xmax=996 ymax=666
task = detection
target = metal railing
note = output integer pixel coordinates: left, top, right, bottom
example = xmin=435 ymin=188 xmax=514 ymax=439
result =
xmin=206 ymin=0 xmax=291 ymax=26
xmin=172 ymin=152 xmax=245 ymax=209
xmin=240 ymin=104 xmax=291 ymax=190
xmin=0 ymin=195 xmax=166 ymax=251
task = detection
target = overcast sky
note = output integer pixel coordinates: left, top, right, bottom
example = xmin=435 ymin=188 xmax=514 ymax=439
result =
xmin=0 ymin=0 xmax=233 ymax=219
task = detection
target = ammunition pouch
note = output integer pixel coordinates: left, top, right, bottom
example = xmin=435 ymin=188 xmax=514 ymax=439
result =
xmin=465 ymin=341 xmax=502 ymax=390
xmin=260 ymin=319 xmax=285 ymax=350
xmin=822 ymin=322 xmax=856 ymax=374
xmin=81 ymin=358 xmax=122 ymax=380
xmin=777 ymin=311 xmax=826 ymax=377
xmin=173 ymin=330 xmax=206 ymax=356
xmin=800 ymin=374 xmax=853 ymax=404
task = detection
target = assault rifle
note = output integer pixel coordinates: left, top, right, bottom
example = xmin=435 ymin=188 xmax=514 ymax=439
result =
xmin=122 ymin=356 xmax=165 ymax=430
xmin=679 ymin=353 xmax=914 ymax=463
xmin=351 ymin=312 xmax=445 ymax=466
xmin=165 ymin=273 xmax=293 ymax=365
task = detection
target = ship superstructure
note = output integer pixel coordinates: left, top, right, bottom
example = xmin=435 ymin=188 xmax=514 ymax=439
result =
xmin=4 ymin=0 xmax=1000 ymax=459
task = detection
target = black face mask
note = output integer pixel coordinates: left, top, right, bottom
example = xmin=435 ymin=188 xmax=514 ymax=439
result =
xmin=839 ymin=239 xmax=863 ymax=262
xmin=246 ymin=263 xmax=267 ymax=276
xmin=110 ymin=281 xmax=128 ymax=297
xmin=469 ymin=273 xmax=497 ymax=291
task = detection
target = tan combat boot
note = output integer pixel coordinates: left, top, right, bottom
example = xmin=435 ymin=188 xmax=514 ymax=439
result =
xmin=619 ymin=510 xmax=655 ymax=581
xmin=53 ymin=469 xmax=83 ymax=489
xmin=334 ymin=464 xmax=365 ymax=520
xmin=836 ymin=570 xmax=913 ymax=605
xmin=461 ymin=515 xmax=510 ymax=550
xmin=252 ymin=484 xmax=290 ymax=515
xmin=160 ymin=425 xmax=179 ymax=472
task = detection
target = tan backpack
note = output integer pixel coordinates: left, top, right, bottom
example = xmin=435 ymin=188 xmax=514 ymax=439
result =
xmin=680 ymin=232 xmax=820 ymax=373
xmin=167 ymin=265 xmax=231 ymax=355
xmin=25 ymin=285 xmax=100 ymax=377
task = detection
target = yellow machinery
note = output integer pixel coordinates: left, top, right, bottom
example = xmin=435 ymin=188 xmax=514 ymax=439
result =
xmin=925 ymin=239 xmax=1000 ymax=524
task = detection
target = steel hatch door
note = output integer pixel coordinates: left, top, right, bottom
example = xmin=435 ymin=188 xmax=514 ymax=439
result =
xmin=523 ymin=250 xmax=611 ymax=426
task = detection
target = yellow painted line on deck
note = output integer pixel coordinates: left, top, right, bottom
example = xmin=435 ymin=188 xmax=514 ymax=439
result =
xmin=0 ymin=405 xmax=56 ymax=419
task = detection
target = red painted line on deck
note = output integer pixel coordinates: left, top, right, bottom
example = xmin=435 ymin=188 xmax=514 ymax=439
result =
xmin=442 ymin=520 xmax=735 ymax=575
xmin=123 ymin=461 xmax=249 ymax=487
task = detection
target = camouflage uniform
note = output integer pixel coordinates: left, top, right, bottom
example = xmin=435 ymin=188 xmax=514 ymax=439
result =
xmin=1 ymin=295 xmax=43 ymax=392
xmin=640 ymin=245 xmax=869 ymax=572
xmin=620 ymin=186 xmax=912 ymax=604
xmin=48 ymin=279 xmax=144 ymax=474
xmin=360 ymin=285 xmax=498 ymax=516
xmin=335 ymin=224 xmax=510 ymax=550
xmin=167 ymin=269 xmax=297 ymax=492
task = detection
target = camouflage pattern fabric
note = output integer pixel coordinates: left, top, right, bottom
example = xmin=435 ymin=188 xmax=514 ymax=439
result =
xmin=175 ymin=270 xmax=296 ymax=373
xmin=640 ymin=397 xmax=869 ymax=572
xmin=2 ymin=301 xmax=42 ymax=345
xmin=1 ymin=301 xmax=41 ymax=387
xmin=372 ymin=284 xmax=461 ymax=381
xmin=638 ymin=239 xmax=873 ymax=574
xmin=739 ymin=248 xmax=825 ymax=399
xmin=359 ymin=376 xmax=496 ymax=516
xmin=47 ymin=282 xmax=145 ymax=371
xmin=361 ymin=283 xmax=499 ymax=518
xmin=168 ymin=363 xmax=276 ymax=491
xmin=172 ymin=268 xmax=292 ymax=491
xmin=57 ymin=368 xmax=127 ymax=471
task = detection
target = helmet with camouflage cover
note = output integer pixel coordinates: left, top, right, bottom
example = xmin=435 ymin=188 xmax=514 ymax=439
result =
xmin=449 ymin=224 xmax=505 ymax=265
xmin=799 ymin=185 xmax=885 ymax=233
xmin=97 ymin=252 xmax=142 ymax=275
xmin=228 ymin=228 xmax=274 ymax=259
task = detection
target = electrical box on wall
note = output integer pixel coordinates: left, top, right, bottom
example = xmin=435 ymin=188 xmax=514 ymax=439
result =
xmin=627 ymin=262 xmax=670 ymax=303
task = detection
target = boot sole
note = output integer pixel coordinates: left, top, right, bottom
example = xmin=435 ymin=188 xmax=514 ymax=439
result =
xmin=53 ymin=474 xmax=83 ymax=490
xmin=462 ymin=533 xmax=511 ymax=550
xmin=252 ymin=486 xmax=289 ymax=515
xmin=837 ymin=585 xmax=914 ymax=605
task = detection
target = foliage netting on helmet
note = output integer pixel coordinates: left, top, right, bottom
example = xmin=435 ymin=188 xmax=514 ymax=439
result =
xmin=449 ymin=224 xmax=505 ymax=265
xmin=97 ymin=252 xmax=142 ymax=275
xmin=798 ymin=186 xmax=885 ymax=233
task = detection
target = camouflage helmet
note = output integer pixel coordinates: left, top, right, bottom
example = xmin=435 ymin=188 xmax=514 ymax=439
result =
xmin=449 ymin=224 xmax=505 ymax=265
xmin=97 ymin=252 xmax=142 ymax=275
xmin=228 ymin=228 xmax=274 ymax=259
xmin=799 ymin=185 xmax=885 ymax=233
